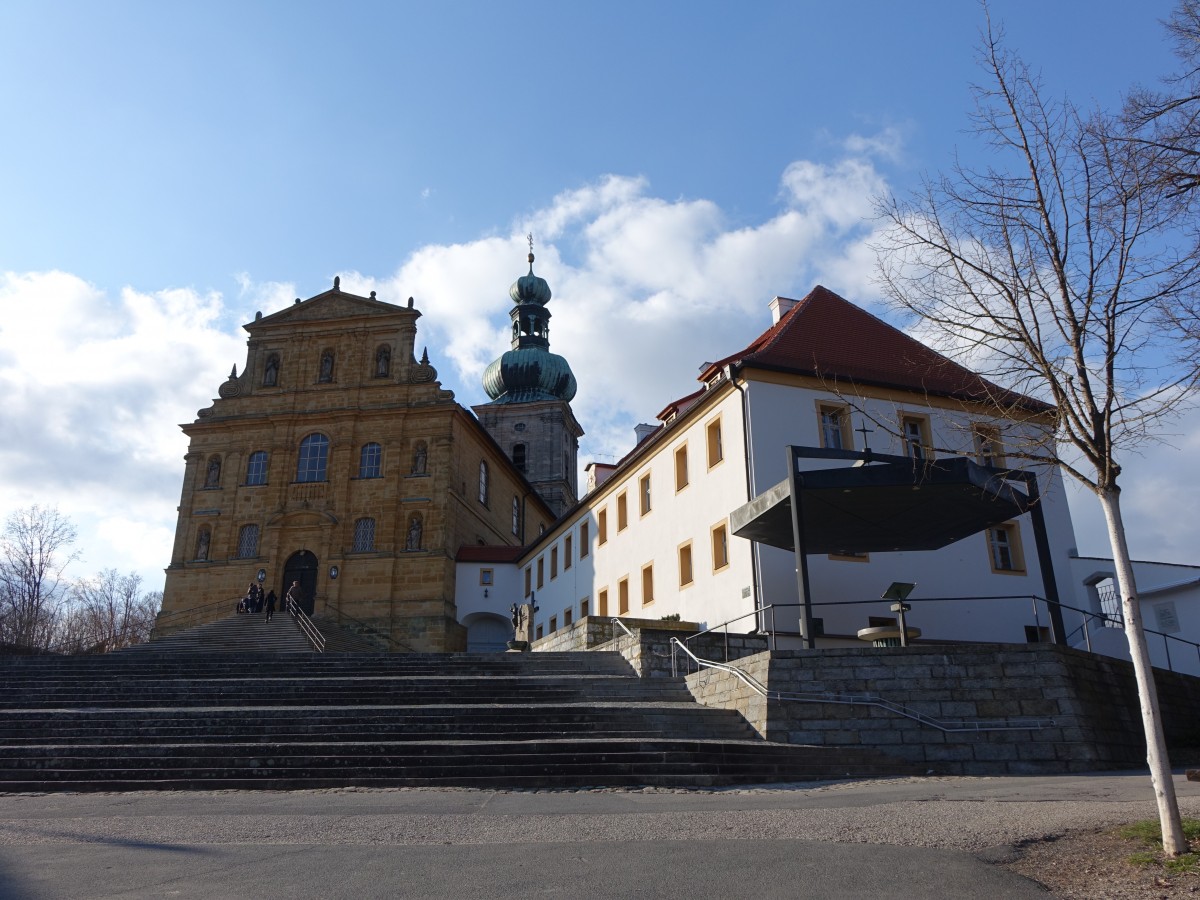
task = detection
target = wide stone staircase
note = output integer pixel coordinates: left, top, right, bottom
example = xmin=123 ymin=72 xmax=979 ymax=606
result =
xmin=0 ymin=651 xmax=916 ymax=791
xmin=125 ymin=611 xmax=383 ymax=654
xmin=124 ymin=611 xmax=317 ymax=653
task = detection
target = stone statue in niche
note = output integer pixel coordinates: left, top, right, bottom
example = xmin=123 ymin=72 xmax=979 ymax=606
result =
xmin=411 ymin=442 xmax=428 ymax=475
xmin=318 ymin=351 xmax=334 ymax=383
xmin=375 ymin=345 xmax=391 ymax=377
xmin=406 ymin=514 xmax=422 ymax=551
xmin=204 ymin=457 xmax=221 ymax=488
xmin=263 ymin=354 xmax=279 ymax=387
xmin=195 ymin=529 xmax=210 ymax=561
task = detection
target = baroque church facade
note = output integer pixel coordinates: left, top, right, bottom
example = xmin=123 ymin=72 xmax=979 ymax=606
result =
xmin=156 ymin=270 xmax=560 ymax=652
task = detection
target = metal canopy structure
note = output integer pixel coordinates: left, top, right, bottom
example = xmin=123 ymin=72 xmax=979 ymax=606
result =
xmin=731 ymin=455 xmax=1033 ymax=554
xmin=729 ymin=446 xmax=1066 ymax=648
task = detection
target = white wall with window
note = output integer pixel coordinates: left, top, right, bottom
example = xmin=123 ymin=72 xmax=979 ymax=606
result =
xmin=508 ymin=385 xmax=752 ymax=638
xmin=742 ymin=376 xmax=1083 ymax=646
xmin=1066 ymin=555 xmax=1200 ymax=675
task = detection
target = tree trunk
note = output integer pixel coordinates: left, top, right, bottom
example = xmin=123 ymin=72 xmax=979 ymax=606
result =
xmin=1097 ymin=485 xmax=1186 ymax=856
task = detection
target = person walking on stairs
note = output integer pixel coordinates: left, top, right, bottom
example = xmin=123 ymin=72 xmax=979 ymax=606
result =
xmin=264 ymin=589 xmax=277 ymax=623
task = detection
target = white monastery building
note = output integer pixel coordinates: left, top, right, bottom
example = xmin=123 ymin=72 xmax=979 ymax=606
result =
xmin=458 ymin=280 xmax=1101 ymax=652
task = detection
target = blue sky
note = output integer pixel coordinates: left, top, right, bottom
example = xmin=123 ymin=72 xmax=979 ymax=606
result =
xmin=1 ymin=0 xmax=1195 ymax=593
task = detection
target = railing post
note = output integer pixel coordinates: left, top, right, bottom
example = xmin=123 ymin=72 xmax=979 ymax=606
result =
xmin=1084 ymin=613 xmax=1092 ymax=653
xmin=770 ymin=605 xmax=776 ymax=653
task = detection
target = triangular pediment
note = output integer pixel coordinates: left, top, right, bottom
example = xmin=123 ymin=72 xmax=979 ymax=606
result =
xmin=247 ymin=288 xmax=418 ymax=332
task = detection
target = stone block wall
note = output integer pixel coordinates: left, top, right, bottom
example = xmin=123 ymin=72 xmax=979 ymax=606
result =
xmin=528 ymin=616 xmax=766 ymax=678
xmin=685 ymin=643 xmax=1200 ymax=776
xmin=530 ymin=616 xmax=620 ymax=653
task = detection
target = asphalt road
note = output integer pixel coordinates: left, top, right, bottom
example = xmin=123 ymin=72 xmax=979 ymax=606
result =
xmin=1 ymin=772 xmax=1198 ymax=899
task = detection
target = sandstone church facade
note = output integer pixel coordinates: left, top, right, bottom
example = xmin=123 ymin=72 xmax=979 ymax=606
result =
xmin=156 ymin=276 xmax=556 ymax=651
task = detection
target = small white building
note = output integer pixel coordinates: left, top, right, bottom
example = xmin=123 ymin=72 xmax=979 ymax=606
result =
xmin=459 ymin=286 xmax=1097 ymax=650
xmin=1068 ymin=555 xmax=1200 ymax=676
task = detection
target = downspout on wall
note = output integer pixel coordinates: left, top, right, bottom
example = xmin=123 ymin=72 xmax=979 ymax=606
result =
xmin=729 ymin=364 xmax=762 ymax=627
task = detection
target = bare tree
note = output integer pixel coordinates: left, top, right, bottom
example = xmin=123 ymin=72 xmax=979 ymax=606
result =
xmin=0 ymin=506 xmax=79 ymax=651
xmin=1121 ymin=0 xmax=1200 ymax=345
xmin=1124 ymin=0 xmax=1200 ymax=201
xmin=875 ymin=24 xmax=1200 ymax=856
xmin=67 ymin=572 xmax=160 ymax=652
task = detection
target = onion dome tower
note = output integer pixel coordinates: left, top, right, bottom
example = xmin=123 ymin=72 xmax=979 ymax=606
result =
xmin=474 ymin=242 xmax=583 ymax=518
xmin=482 ymin=252 xmax=578 ymax=404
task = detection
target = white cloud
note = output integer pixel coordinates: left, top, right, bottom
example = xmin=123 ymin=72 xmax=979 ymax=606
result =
xmin=0 ymin=271 xmax=250 ymax=589
xmin=1066 ymin=404 xmax=1200 ymax=566
xmin=9 ymin=135 xmax=1191 ymax=595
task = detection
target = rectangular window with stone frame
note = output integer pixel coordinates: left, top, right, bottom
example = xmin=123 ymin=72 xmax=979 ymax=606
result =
xmin=236 ymin=524 xmax=260 ymax=559
xmin=353 ymin=517 xmax=376 ymax=552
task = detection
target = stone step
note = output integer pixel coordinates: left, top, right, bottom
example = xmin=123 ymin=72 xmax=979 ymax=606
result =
xmin=0 ymin=646 xmax=918 ymax=790
xmin=0 ymin=739 xmax=902 ymax=778
xmin=0 ymin=713 xmax=755 ymax=742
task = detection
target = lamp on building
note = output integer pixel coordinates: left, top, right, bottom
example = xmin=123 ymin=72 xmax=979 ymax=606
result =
xmin=883 ymin=581 xmax=917 ymax=647
xmin=256 ymin=569 xmax=266 ymax=583
xmin=329 ymin=566 xmax=339 ymax=580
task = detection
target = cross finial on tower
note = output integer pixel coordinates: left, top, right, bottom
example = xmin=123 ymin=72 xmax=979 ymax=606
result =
xmin=527 ymin=232 xmax=535 ymax=270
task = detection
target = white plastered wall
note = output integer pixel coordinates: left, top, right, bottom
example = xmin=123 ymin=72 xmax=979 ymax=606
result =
xmin=519 ymin=383 xmax=756 ymax=637
xmin=741 ymin=376 xmax=1087 ymax=645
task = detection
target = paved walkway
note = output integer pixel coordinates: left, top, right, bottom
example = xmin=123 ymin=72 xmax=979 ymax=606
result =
xmin=2 ymin=772 xmax=1198 ymax=899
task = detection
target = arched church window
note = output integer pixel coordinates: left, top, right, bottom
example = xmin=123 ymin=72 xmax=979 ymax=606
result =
xmin=296 ymin=433 xmax=330 ymax=483
xmin=375 ymin=345 xmax=391 ymax=377
xmin=411 ymin=441 xmax=428 ymax=475
xmin=512 ymin=496 xmax=520 ymax=536
xmin=204 ymin=455 xmax=222 ymax=489
xmin=478 ymin=461 xmax=490 ymax=506
xmin=263 ymin=353 xmax=280 ymax=387
xmin=512 ymin=443 xmax=527 ymax=473
xmin=318 ymin=349 xmax=335 ymax=383
xmin=359 ymin=443 xmax=382 ymax=479
xmin=194 ymin=526 xmax=211 ymax=561
xmin=245 ymin=451 xmax=268 ymax=486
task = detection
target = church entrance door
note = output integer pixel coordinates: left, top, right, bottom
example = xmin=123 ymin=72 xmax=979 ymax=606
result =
xmin=282 ymin=550 xmax=318 ymax=616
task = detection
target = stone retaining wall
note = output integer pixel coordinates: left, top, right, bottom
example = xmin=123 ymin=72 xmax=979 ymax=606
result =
xmin=529 ymin=616 xmax=770 ymax=678
xmin=685 ymin=643 xmax=1200 ymax=775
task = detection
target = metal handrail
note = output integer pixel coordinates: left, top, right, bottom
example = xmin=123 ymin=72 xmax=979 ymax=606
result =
xmin=684 ymin=595 xmax=1200 ymax=674
xmin=670 ymin=638 xmax=1054 ymax=733
xmin=610 ymin=617 xmax=633 ymax=637
xmin=286 ymin=599 xmax=325 ymax=653
xmin=154 ymin=594 xmax=244 ymax=624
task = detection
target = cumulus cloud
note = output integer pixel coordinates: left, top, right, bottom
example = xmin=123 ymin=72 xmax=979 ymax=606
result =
xmin=0 ymin=271 xmax=250 ymax=586
xmin=7 ymin=134 xmax=1191 ymax=592
xmin=1065 ymin=404 xmax=1200 ymax=566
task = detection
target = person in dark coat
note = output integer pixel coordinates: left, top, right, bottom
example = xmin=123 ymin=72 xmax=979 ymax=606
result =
xmin=264 ymin=589 xmax=277 ymax=623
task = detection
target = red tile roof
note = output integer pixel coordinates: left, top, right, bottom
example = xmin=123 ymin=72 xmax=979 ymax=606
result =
xmin=656 ymin=386 xmax=705 ymax=423
xmin=700 ymin=285 xmax=1050 ymax=412
xmin=455 ymin=545 xmax=526 ymax=563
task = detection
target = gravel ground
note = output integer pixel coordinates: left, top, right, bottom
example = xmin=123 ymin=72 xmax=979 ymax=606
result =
xmin=1001 ymin=825 xmax=1200 ymax=898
